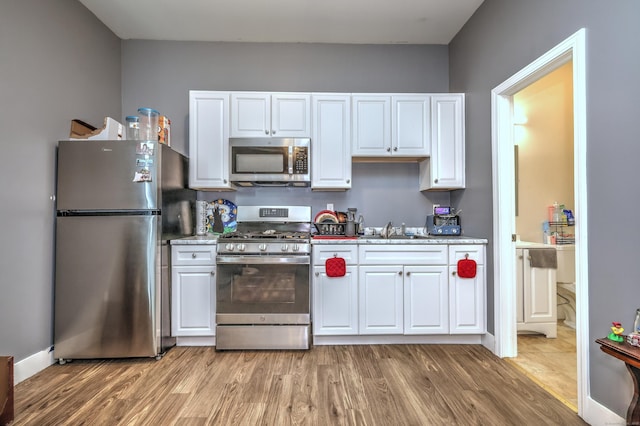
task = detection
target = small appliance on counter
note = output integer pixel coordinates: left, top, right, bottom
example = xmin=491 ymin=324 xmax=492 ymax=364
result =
xmin=426 ymin=206 xmax=461 ymax=236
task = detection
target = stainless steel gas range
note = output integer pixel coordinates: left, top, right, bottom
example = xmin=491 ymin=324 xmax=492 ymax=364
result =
xmin=215 ymin=206 xmax=311 ymax=350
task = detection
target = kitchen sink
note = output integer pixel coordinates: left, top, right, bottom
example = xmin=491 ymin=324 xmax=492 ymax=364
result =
xmin=361 ymin=234 xmax=434 ymax=240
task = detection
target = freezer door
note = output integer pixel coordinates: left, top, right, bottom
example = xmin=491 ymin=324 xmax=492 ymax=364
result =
xmin=57 ymin=140 xmax=159 ymax=211
xmin=54 ymin=215 xmax=161 ymax=359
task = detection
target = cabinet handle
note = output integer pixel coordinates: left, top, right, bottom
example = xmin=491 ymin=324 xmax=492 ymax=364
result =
xmin=386 ymin=147 xmax=391 ymax=152
xmin=224 ymin=179 xmax=228 ymax=184
xmin=519 ymin=255 xmax=524 ymax=259
xmin=406 ymin=271 xmax=411 ymax=276
xmin=527 ymin=256 xmax=532 ymax=260
xmin=191 ymin=253 xmax=197 ymax=259
xmin=210 ymin=271 xmax=215 ymax=276
xmin=346 ymin=179 xmax=350 ymax=184
xmin=393 ymin=147 xmax=398 ymax=151
xmin=265 ymin=130 xmax=269 ymax=135
xmin=315 ymin=272 xmax=319 ymax=277
xmin=398 ymin=271 xmax=402 ymax=275
xmin=434 ymin=179 xmax=439 ymax=184
xmin=452 ymin=271 xmax=457 ymax=276
xmin=272 ymin=130 xmax=276 ymax=135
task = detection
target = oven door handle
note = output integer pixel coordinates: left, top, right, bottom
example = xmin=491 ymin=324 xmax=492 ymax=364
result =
xmin=216 ymin=255 xmax=310 ymax=265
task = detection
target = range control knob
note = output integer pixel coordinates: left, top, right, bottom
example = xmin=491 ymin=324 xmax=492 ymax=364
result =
xmin=281 ymin=244 xmax=289 ymax=252
xmin=259 ymin=243 xmax=267 ymax=251
xmin=237 ymin=244 xmax=246 ymax=252
xmin=292 ymin=244 xmax=300 ymax=252
xmin=225 ymin=243 xmax=235 ymax=251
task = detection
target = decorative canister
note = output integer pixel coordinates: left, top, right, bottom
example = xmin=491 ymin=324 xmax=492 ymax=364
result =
xmin=195 ymin=200 xmax=208 ymax=236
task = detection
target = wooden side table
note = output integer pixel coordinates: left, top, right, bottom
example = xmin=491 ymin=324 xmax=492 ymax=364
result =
xmin=596 ymin=338 xmax=640 ymax=425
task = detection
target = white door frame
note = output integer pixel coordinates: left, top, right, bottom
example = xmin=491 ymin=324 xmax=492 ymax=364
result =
xmin=490 ymin=28 xmax=588 ymax=415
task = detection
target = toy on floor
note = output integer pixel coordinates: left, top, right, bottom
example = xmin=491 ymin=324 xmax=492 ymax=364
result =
xmin=608 ymin=322 xmax=625 ymax=343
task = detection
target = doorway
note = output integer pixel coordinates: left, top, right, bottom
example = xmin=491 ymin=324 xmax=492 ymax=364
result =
xmin=509 ymin=61 xmax=577 ymax=410
xmin=490 ymin=28 xmax=588 ymax=417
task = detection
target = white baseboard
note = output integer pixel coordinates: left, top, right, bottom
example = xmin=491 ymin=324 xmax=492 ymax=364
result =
xmin=14 ymin=348 xmax=55 ymax=384
xmin=481 ymin=331 xmax=495 ymax=353
xmin=582 ymin=396 xmax=625 ymax=425
xmin=175 ymin=336 xmax=216 ymax=346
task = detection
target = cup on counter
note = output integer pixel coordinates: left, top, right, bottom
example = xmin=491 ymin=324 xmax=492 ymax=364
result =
xmin=137 ymin=107 xmax=159 ymax=141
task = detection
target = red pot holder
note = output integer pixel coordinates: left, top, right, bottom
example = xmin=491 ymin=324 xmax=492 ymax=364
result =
xmin=325 ymin=256 xmax=346 ymax=277
xmin=457 ymin=255 xmax=477 ymax=279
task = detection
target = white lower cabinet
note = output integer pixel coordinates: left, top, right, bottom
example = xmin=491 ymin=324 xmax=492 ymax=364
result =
xmin=312 ymin=245 xmax=358 ymax=335
xmin=516 ymin=247 xmax=557 ymax=338
xmin=171 ymin=245 xmax=216 ymax=338
xmin=358 ymin=245 xmax=449 ymax=335
xmin=312 ymin=243 xmax=486 ymax=341
xmin=359 ymin=265 xmax=404 ymax=334
xmin=404 ymin=265 xmax=449 ymax=334
xmin=449 ymin=245 xmax=486 ymax=334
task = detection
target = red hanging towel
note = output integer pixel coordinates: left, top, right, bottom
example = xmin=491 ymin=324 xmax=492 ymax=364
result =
xmin=325 ymin=256 xmax=346 ymax=277
xmin=457 ymin=256 xmax=477 ymax=279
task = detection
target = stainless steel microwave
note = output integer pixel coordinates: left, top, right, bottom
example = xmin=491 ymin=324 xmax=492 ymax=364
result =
xmin=229 ymin=138 xmax=310 ymax=187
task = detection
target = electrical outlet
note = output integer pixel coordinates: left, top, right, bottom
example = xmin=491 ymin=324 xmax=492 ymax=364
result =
xmin=327 ymin=203 xmax=334 ymax=211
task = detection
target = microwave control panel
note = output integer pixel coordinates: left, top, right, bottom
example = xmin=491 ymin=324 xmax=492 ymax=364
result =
xmin=293 ymin=147 xmax=308 ymax=174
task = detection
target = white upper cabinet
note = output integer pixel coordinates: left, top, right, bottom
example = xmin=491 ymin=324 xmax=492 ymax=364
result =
xmin=392 ymin=95 xmax=431 ymax=157
xmin=311 ymin=93 xmax=352 ymax=190
xmin=419 ymin=94 xmax=466 ymax=190
xmin=189 ymin=91 xmax=233 ymax=190
xmin=230 ymin=92 xmax=311 ymax=138
xmin=352 ymin=94 xmax=430 ymax=158
xmin=351 ymin=95 xmax=391 ymax=156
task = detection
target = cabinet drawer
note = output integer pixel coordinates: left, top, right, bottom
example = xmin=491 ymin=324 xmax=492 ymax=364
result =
xmin=359 ymin=245 xmax=447 ymax=265
xmin=171 ymin=245 xmax=216 ymax=266
xmin=313 ymin=245 xmax=358 ymax=265
xmin=448 ymin=245 xmax=485 ymax=265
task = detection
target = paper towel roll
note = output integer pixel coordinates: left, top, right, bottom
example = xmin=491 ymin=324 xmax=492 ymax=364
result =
xmin=195 ymin=201 xmax=208 ymax=235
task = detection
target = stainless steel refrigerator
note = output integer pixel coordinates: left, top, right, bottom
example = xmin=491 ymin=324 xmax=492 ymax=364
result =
xmin=54 ymin=140 xmax=195 ymax=362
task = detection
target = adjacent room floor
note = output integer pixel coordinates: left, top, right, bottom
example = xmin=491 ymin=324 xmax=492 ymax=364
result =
xmin=508 ymin=321 xmax=577 ymax=411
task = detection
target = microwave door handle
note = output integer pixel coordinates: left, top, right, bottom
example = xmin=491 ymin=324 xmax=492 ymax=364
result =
xmin=288 ymin=146 xmax=293 ymax=174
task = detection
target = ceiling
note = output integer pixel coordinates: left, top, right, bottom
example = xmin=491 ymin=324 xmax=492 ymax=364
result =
xmin=78 ymin=0 xmax=484 ymax=45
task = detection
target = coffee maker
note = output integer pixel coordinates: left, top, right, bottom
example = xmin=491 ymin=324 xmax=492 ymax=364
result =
xmin=426 ymin=206 xmax=461 ymax=236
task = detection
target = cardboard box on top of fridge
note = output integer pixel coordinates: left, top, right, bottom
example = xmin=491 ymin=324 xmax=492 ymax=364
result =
xmin=69 ymin=117 xmax=123 ymax=140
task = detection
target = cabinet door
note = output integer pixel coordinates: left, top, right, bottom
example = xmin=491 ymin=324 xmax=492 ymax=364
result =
xmin=171 ymin=266 xmax=216 ymax=336
xmin=523 ymin=250 xmax=557 ymax=324
xmin=352 ymin=95 xmax=391 ymax=156
xmin=404 ymin=265 xmax=449 ymax=334
xmin=311 ymin=93 xmax=352 ymax=190
xmin=312 ymin=265 xmax=358 ymax=335
xmin=419 ymin=94 xmax=465 ymax=190
xmin=230 ymin=92 xmax=271 ymax=137
xmin=392 ymin=95 xmax=430 ymax=157
xmin=272 ymin=93 xmax=311 ymax=137
xmin=449 ymin=264 xmax=486 ymax=334
xmin=189 ymin=91 xmax=232 ymax=190
xmin=359 ymin=265 xmax=403 ymax=334
xmin=516 ymin=249 xmax=524 ymax=323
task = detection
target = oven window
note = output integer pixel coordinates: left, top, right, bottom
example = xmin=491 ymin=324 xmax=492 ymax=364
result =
xmin=233 ymin=147 xmax=288 ymax=174
xmin=216 ymin=262 xmax=309 ymax=314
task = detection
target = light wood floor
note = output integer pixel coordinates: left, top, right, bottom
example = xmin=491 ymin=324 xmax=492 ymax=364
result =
xmin=13 ymin=344 xmax=586 ymax=425
xmin=508 ymin=321 xmax=578 ymax=411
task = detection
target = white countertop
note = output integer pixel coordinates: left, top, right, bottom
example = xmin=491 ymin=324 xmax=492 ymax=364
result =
xmin=312 ymin=236 xmax=487 ymax=245
xmin=170 ymin=235 xmax=219 ymax=245
xmin=171 ymin=234 xmax=488 ymax=245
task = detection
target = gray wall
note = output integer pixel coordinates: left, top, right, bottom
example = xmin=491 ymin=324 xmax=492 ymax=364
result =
xmin=121 ymin=41 xmax=452 ymax=226
xmin=0 ymin=0 xmax=121 ymax=360
xmin=449 ymin=0 xmax=640 ymax=417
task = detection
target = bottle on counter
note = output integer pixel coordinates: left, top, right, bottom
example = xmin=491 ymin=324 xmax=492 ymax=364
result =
xmin=634 ymin=308 xmax=640 ymax=333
